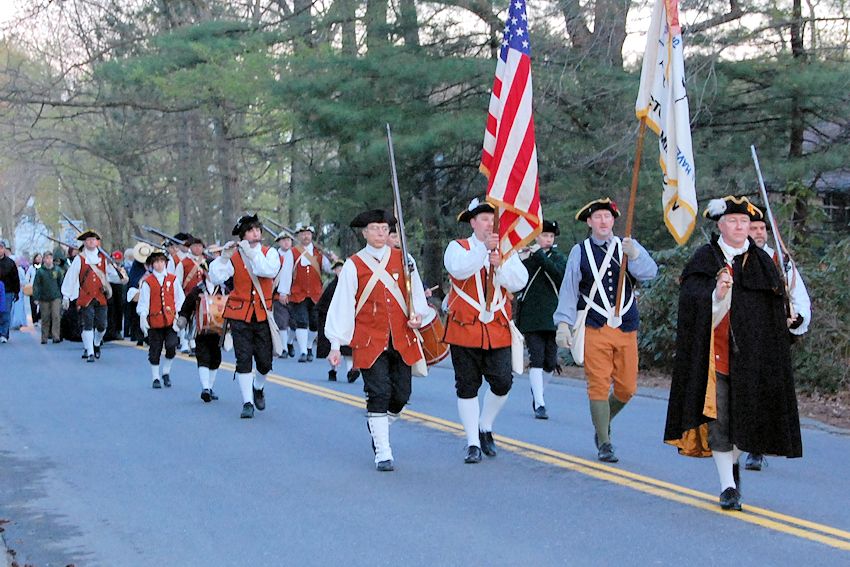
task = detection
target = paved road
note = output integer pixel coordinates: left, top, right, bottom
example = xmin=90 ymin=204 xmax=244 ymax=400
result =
xmin=1 ymin=327 xmax=849 ymax=566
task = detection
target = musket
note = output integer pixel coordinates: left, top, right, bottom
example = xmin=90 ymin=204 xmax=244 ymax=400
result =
xmin=41 ymin=233 xmax=74 ymax=249
xmin=142 ymin=225 xmax=186 ymax=247
xmin=132 ymin=235 xmax=168 ymax=251
xmin=386 ymin=124 xmax=415 ymax=320
xmin=262 ymin=216 xmax=296 ymax=237
xmin=750 ymin=145 xmax=796 ymax=318
xmin=60 ymin=212 xmax=126 ymax=273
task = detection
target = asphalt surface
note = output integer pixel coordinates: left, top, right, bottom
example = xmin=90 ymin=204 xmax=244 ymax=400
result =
xmin=1 ymin=326 xmax=849 ymax=566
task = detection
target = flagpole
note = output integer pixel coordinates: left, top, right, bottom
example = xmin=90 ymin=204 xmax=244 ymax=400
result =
xmin=614 ymin=116 xmax=647 ymax=317
xmin=485 ymin=208 xmax=500 ymax=311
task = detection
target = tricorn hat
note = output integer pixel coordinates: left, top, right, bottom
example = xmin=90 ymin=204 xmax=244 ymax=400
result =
xmin=232 ymin=214 xmax=262 ymax=237
xmin=275 ymin=231 xmax=292 ymax=241
xmin=331 ymin=260 xmax=345 ymax=270
xmin=173 ymin=232 xmax=193 ymax=244
xmin=541 ymin=219 xmax=560 ymax=236
xmin=703 ymin=196 xmax=763 ymax=221
xmin=575 ymin=198 xmax=620 ymax=222
xmin=457 ymin=197 xmax=496 ymax=223
xmin=77 ymin=229 xmax=102 ymax=241
xmin=293 ymin=222 xmax=315 ymax=234
xmin=145 ymin=250 xmax=168 ymax=266
xmin=349 ymin=209 xmax=397 ymax=228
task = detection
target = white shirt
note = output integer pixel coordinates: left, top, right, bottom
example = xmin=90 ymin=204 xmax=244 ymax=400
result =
xmin=137 ymin=269 xmax=185 ymax=319
xmin=61 ymin=248 xmax=122 ymax=301
xmin=296 ymin=242 xmax=334 ymax=273
xmin=763 ymin=243 xmax=811 ymax=336
xmin=174 ymin=254 xmax=205 ymax=287
xmin=443 ymin=233 xmax=529 ymax=293
xmin=208 ymin=242 xmax=282 ymax=285
xmin=276 ymin=248 xmax=294 ymax=296
xmin=325 ymin=245 xmax=430 ymax=352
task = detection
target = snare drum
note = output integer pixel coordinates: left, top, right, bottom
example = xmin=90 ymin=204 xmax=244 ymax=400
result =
xmin=418 ymin=306 xmax=449 ymax=365
xmin=196 ymin=292 xmax=228 ymax=335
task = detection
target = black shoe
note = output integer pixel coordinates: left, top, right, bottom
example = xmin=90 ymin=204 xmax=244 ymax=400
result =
xmin=328 ymin=369 xmax=337 ymax=381
xmin=287 ymin=343 xmax=295 ymax=357
xmin=53 ymin=338 xmax=63 ymax=344
xmin=279 ymin=350 xmax=289 ymax=359
xmin=745 ymin=453 xmax=765 ymax=471
xmin=376 ymin=460 xmax=394 ymax=472
xmin=719 ymin=487 xmax=742 ymax=511
xmin=136 ymin=340 xmax=145 ymax=346
xmin=347 ymin=369 xmax=361 ymax=383
xmin=162 ymin=374 xmax=171 ymax=388
xmin=201 ymin=389 xmax=212 ymax=403
xmin=464 ymin=446 xmax=483 ymax=464
xmin=297 ymin=353 xmax=308 ymax=363
xmin=41 ymin=339 xmax=47 ymax=344
xmin=209 ymin=389 xmax=219 ymax=400
xmin=86 ymin=354 xmax=95 ymax=363
xmin=152 ymin=378 xmax=162 ymax=389
xmin=479 ymin=431 xmax=497 ymax=457
xmin=253 ymin=387 xmax=265 ymax=411
xmin=534 ymin=405 xmax=549 ymax=420
xmin=94 ymin=344 xmax=101 ymax=359
xmin=306 ymin=348 xmax=314 ymax=362
xmin=82 ymin=350 xmax=88 ymax=359
xmin=240 ymin=402 xmax=255 ymax=419
xmin=597 ymin=442 xmax=619 ymax=463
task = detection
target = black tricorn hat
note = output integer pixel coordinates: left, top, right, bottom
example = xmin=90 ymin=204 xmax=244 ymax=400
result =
xmin=703 ymin=196 xmax=763 ymax=221
xmin=541 ymin=219 xmax=560 ymax=236
xmin=331 ymin=260 xmax=345 ymax=270
xmin=750 ymin=204 xmax=770 ymax=226
xmin=173 ymin=232 xmax=193 ymax=243
xmin=575 ymin=198 xmax=620 ymax=221
xmin=232 ymin=214 xmax=262 ymax=237
xmin=349 ymin=209 xmax=397 ymax=228
xmin=77 ymin=229 xmax=102 ymax=241
xmin=457 ymin=198 xmax=496 ymax=222
xmin=146 ymin=251 xmax=168 ymax=266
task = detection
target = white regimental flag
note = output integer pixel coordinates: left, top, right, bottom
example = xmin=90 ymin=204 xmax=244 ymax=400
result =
xmin=635 ymin=0 xmax=697 ymax=245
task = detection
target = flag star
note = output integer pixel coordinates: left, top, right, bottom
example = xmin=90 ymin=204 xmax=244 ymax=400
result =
xmin=511 ymin=17 xmax=518 ymax=25
xmin=521 ymin=13 xmax=527 ymax=20
xmin=502 ymin=39 xmax=509 ymax=47
xmin=516 ymin=28 xmax=524 ymax=37
xmin=522 ymin=40 xmax=529 ymax=48
xmin=514 ymin=1 xmax=523 ymax=9
xmin=504 ymin=25 xmax=510 ymax=33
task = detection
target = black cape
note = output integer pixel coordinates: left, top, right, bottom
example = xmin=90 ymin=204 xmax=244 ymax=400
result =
xmin=664 ymin=234 xmax=802 ymax=458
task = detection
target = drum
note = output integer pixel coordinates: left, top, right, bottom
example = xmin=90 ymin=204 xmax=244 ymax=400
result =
xmin=418 ymin=306 xmax=449 ymax=365
xmin=196 ymin=292 xmax=228 ymax=335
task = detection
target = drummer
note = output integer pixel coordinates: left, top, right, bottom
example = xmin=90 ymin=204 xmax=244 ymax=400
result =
xmin=177 ymin=272 xmax=229 ymax=403
xmin=325 ymin=209 xmax=431 ymax=472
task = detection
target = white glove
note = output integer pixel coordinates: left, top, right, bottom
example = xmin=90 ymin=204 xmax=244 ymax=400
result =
xmin=62 ymin=297 xmax=70 ymax=310
xmin=140 ymin=318 xmax=149 ymax=337
xmin=176 ymin=315 xmax=188 ymax=330
xmin=172 ymin=319 xmax=181 ymax=332
xmin=555 ymin=322 xmax=573 ymax=349
xmin=622 ymin=237 xmax=640 ymax=260
xmin=221 ymin=246 xmax=236 ymax=260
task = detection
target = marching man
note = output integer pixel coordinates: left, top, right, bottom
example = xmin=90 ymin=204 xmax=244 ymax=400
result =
xmin=174 ymin=237 xmax=208 ymax=354
xmin=61 ymin=229 xmax=128 ymax=362
xmin=290 ymin=223 xmax=333 ymax=362
xmin=137 ymin=251 xmax=185 ymax=388
xmin=209 ymin=214 xmax=282 ymax=419
xmin=443 ymin=198 xmax=528 ymax=464
xmin=553 ymin=198 xmax=657 ymax=463
xmin=325 ymin=209 xmax=430 ymax=472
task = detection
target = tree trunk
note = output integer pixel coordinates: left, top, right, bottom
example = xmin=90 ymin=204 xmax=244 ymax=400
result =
xmin=789 ymin=0 xmax=807 ymax=241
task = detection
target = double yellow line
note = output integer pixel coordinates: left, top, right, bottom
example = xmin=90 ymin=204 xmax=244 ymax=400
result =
xmin=126 ymin=341 xmax=850 ymax=551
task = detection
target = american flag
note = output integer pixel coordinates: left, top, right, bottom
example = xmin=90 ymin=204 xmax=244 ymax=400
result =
xmin=480 ymin=0 xmax=542 ymax=257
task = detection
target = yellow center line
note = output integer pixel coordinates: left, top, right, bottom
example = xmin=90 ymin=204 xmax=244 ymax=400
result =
xmin=120 ymin=341 xmax=850 ymax=551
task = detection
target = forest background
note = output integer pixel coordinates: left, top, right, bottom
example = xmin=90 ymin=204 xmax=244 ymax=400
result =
xmin=0 ymin=0 xmax=847 ymax=394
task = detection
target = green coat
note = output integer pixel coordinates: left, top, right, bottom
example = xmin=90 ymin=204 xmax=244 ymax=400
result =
xmin=516 ymin=246 xmax=567 ymax=333
xmin=32 ymin=265 xmax=65 ymax=301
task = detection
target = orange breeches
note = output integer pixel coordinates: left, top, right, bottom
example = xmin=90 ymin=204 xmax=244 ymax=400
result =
xmin=583 ymin=325 xmax=638 ymax=402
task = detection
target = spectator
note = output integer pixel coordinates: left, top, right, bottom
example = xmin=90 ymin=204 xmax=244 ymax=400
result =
xmin=26 ymin=252 xmax=43 ymax=325
xmin=0 ymin=239 xmax=21 ymax=342
xmin=33 ymin=252 xmax=65 ymax=344
xmin=11 ymin=258 xmax=28 ymax=329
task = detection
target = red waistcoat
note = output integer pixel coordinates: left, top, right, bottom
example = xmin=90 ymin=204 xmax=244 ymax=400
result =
xmin=290 ymin=246 xmax=324 ymax=303
xmin=443 ymin=239 xmax=512 ymax=349
xmin=224 ymin=247 xmax=274 ymax=323
xmin=713 ymin=264 xmax=732 ymax=375
xmin=78 ymin=253 xmax=109 ymax=308
xmin=144 ymin=272 xmax=178 ymax=328
xmin=349 ymin=249 xmax=423 ymax=369
xmin=180 ymin=256 xmax=206 ymax=293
